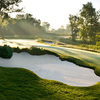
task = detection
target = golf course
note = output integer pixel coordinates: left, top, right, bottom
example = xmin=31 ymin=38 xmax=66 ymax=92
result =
xmin=0 ymin=39 xmax=100 ymax=100
xmin=0 ymin=0 xmax=100 ymax=99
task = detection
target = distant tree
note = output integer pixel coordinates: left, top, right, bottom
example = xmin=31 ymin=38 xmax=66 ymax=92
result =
xmin=16 ymin=14 xmax=25 ymax=19
xmin=60 ymin=25 xmax=64 ymax=29
xmin=66 ymin=24 xmax=71 ymax=35
xmin=78 ymin=17 xmax=88 ymax=42
xmin=80 ymin=2 xmax=99 ymax=43
xmin=25 ymin=13 xmax=41 ymax=27
xmin=51 ymin=29 xmax=56 ymax=33
xmin=69 ymin=14 xmax=79 ymax=41
xmin=15 ymin=13 xmax=41 ymax=27
xmin=95 ymin=32 xmax=100 ymax=46
xmin=0 ymin=0 xmax=22 ymax=25
xmin=0 ymin=0 xmax=22 ymax=39
xmin=96 ymin=32 xmax=100 ymax=42
xmin=42 ymin=22 xmax=50 ymax=31
xmin=25 ymin=13 xmax=33 ymax=19
xmin=55 ymin=26 xmax=66 ymax=35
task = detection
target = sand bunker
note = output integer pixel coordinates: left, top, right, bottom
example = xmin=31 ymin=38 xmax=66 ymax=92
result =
xmin=0 ymin=52 xmax=100 ymax=86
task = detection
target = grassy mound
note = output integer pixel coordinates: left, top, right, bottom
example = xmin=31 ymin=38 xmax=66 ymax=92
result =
xmin=0 ymin=67 xmax=100 ymax=100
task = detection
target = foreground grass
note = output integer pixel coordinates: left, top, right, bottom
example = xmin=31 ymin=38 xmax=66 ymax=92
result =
xmin=0 ymin=67 xmax=100 ymax=100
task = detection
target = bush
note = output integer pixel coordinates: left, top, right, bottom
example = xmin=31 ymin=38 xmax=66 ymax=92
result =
xmin=0 ymin=45 xmax=13 ymax=58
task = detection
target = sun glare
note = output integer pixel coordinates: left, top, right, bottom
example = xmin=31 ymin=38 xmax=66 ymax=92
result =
xmin=11 ymin=0 xmax=100 ymax=29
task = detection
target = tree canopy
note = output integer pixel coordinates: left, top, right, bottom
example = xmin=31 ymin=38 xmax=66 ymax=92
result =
xmin=0 ymin=0 xmax=22 ymax=26
xmin=0 ymin=0 xmax=22 ymax=12
xmin=69 ymin=14 xmax=79 ymax=41
xmin=69 ymin=2 xmax=100 ymax=43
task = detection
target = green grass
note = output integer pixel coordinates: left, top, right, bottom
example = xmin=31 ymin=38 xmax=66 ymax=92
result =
xmin=59 ymin=37 xmax=100 ymax=52
xmin=0 ymin=45 xmax=100 ymax=100
xmin=29 ymin=45 xmax=100 ymax=77
xmin=0 ymin=67 xmax=100 ymax=100
xmin=13 ymin=46 xmax=100 ymax=76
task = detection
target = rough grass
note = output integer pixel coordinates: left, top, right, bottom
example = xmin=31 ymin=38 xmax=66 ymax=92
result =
xmin=0 ymin=67 xmax=100 ymax=100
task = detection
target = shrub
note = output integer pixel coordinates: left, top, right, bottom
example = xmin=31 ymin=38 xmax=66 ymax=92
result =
xmin=0 ymin=45 xmax=13 ymax=58
xmin=13 ymin=47 xmax=22 ymax=53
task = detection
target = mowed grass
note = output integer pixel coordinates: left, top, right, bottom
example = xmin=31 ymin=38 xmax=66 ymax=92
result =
xmin=0 ymin=67 xmax=100 ymax=100
xmin=0 ymin=45 xmax=100 ymax=100
xmin=32 ymin=45 xmax=100 ymax=76
xmin=35 ymin=45 xmax=100 ymax=66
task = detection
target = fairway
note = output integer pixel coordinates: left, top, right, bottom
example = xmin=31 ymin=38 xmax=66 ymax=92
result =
xmin=0 ymin=0 xmax=100 ymax=99
xmin=34 ymin=44 xmax=100 ymax=67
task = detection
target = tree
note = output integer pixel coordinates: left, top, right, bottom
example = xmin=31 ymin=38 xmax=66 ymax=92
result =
xmin=54 ymin=26 xmax=66 ymax=35
xmin=0 ymin=0 xmax=22 ymax=39
xmin=78 ymin=17 xmax=88 ymax=42
xmin=0 ymin=0 xmax=22 ymax=23
xmin=16 ymin=14 xmax=25 ymax=19
xmin=80 ymin=2 xmax=99 ymax=43
xmin=0 ymin=0 xmax=22 ymax=12
xmin=66 ymin=24 xmax=71 ymax=35
xmin=42 ymin=22 xmax=50 ymax=31
xmin=25 ymin=13 xmax=41 ymax=27
xmin=96 ymin=32 xmax=100 ymax=46
xmin=69 ymin=14 xmax=79 ymax=41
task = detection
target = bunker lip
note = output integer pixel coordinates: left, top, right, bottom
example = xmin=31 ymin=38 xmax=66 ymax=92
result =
xmin=0 ymin=52 xmax=100 ymax=87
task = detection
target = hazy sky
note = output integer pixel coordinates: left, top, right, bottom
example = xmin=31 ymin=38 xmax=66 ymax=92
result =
xmin=12 ymin=0 xmax=100 ymax=29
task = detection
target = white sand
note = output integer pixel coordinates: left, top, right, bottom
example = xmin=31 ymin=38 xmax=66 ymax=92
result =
xmin=0 ymin=52 xmax=100 ymax=87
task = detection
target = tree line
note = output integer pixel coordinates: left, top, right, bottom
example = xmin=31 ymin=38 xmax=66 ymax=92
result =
xmin=0 ymin=0 xmax=49 ymax=36
xmin=69 ymin=2 xmax=100 ymax=44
